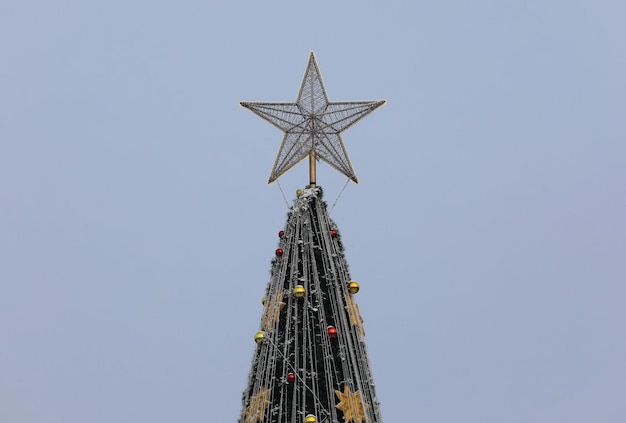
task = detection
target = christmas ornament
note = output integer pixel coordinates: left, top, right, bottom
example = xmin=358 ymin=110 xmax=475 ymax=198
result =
xmin=293 ymin=285 xmax=306 ymax=298
xmin=335 ymin=385 xmax=369 ymax=423
xmin=261 ymin=291 xmax=285 ymax=330
xmin=348 ymin=281 xmax=360 ymax=294
xmin=243 ymin=387 xmax=271 ymax=423
xmin=275 ymin=248 xmax=284 ymax=257
xmin=254 ymin=331 xmax=265 ymax=344
xmin=344 ymin=293 xmax=365 ymax=336
xmin=327 ymin=326 xmax=338 ymax=339
xmin=240 ymin=52 xmax=385 ymax=184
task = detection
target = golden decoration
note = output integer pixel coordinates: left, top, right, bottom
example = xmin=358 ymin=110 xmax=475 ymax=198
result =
xmin=261 ymin=291 xmax=285 ymax=330
xmin=254 ymin=331 xmax=265 ymax=344
xmin=344 ymin=293 xmax=365 ymax=336
xmin=335 ymin=385 xmax=369 ymax=423
xmin=243 ymin=387 xmax=271 ymax=423
xmin=293 ymin=285 xmax=306 ymax=298
xmin=304 ymin=414 xmax=317 ymax=423
xmin=348 ymin=281 xmax=360 ymax=294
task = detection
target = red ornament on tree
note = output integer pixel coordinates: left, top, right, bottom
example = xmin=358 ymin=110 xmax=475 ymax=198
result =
xmin=327 ymin=326 xmax=338 ymax=339
xmin=287 ymin=373 xmax=295 ymax=383
xmin=330 ymin=229 xmax=338 ymax=238
xmin=278 ymin=230 xmax=285 ymax=238
xmin=275 ymin=248 xmax=284 ymax=257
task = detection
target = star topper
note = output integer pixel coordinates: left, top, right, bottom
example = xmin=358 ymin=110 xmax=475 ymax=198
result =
xmin=240 ymin=52 xmax=385 ymax=185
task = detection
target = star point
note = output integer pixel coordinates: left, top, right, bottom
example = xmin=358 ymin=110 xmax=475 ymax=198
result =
xmin=241 ymin=52 xmax=385 ymax=184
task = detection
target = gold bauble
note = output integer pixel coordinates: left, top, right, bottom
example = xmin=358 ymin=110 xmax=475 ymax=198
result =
xmin=296 ymin=189 xmax=303 ymax=196
xmin=304 ymin=415 xmax=317 ymax=423
xmin=261 ymin=296 xmax=267 ymax=305
xmin=293 ymin=285 xmax=306 ymax=298
xmin=254 ymin=331 xmax=265 ymax=344
xmin=348 ymin=281 xmax=360 ymax=294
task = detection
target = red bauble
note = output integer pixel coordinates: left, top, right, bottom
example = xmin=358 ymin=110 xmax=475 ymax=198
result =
xmin=327 ymin=326 xmax=338 ymax=339
xmin=330 ymin=229 xmax=338 ymax=238
xmin=275 ymin=248 xmax=284 ymax=257
xmin=287 ymin=373 xmax=295 ymax=383
xmin=278 ymin=230 xmax=285 ymax=238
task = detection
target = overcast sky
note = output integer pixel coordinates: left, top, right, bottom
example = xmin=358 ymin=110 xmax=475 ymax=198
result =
xmin=1 ymin=1 xmax=625 ymax=422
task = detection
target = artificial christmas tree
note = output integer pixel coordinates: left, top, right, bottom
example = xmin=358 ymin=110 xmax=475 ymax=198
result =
xmin=238 ymin=52 xmax=385 ymax=423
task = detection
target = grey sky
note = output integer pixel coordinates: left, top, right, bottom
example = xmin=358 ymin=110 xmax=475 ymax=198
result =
xmin=1 ymin=1 xmax=625 ymax=422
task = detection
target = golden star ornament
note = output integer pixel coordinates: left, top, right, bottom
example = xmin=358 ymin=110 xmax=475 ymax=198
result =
xmin=335 ymin=385 xmax=370 ymax=423
xmin=344 ymin=293 xmax=365 ymax=336
xmin=243 ymin=387 xmax=271 ymax=423
xmin=261 ymin=291 xmax=285 ymax=330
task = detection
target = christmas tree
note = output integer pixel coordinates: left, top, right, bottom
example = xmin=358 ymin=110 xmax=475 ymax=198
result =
xmin=238 ymin=52 xmax=385 ymax=423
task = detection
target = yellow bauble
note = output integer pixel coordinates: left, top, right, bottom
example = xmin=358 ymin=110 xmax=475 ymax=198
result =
xmin=348 ymin=281 xmax=360 ymax=294
xmin=254 ymin=331 xmax=265 ymax=344
xmin=304 ymin=415 xmax=317 ymax=423
xmin=293 ymin=285 xmax=306 ymax=298
xmin=261 ymin=296 xmax=267 ymax=305
xmin=296 ymin=189 xmax=303 ymax=196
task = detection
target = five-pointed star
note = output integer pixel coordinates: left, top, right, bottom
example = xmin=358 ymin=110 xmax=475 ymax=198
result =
xmin=243 ymin=387 xmax=271 ymax=423
xmin=335 ymin=385 xmax=370 ymax=423
xmin=240 ymin=52 xmax=385 ymax=184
